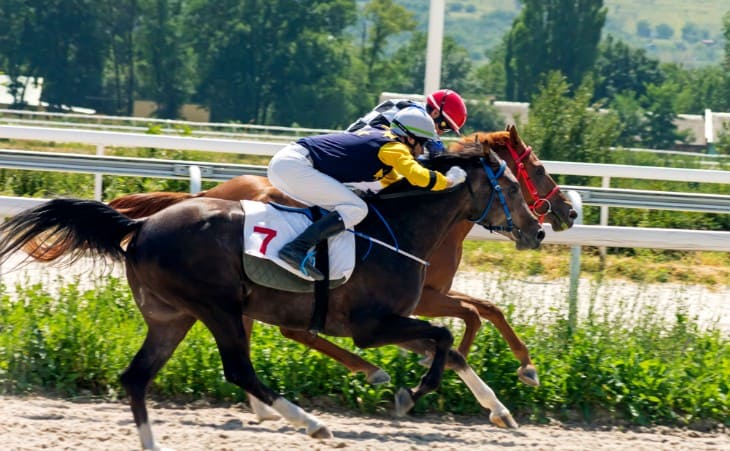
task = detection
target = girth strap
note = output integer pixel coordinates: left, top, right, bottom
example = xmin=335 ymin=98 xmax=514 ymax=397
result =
xmin=309 ymin=208 xmax=330 ymax=334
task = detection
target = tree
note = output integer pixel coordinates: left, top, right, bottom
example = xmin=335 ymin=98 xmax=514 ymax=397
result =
xmin=524 ymin=71 xmax=621 ymax=163
xmin=359 ymin=0 xmax=416 ymax=102
xmin=636 ymin=20 xmax=651 ymax=38
xmin=0 ymin=0 xmax=111 ymax=111
xmin=97 ymin=0 xmax=139 ymax=115
xmin=136 ymin=0 xmax=194 ymax=119
xmin=188 ymin=0 xmax=357 ymax=126
xmin=592 ymin=35 xmax=664 ymax=103
xmin=382 ymin=33 xmax=473 ymax=96
xmin=655 ymin=23 xmax=674 ymax=40
xmin=681 ymin=22 xmax=707 ymax=44
xmin=640 ymin=82 xmax=690 ymax=149
xmin=505 ymin=0 xmax=607 ymax=101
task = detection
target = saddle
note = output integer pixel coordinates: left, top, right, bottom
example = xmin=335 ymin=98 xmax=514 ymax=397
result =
xmin=240 ymin=200 xmax=355 ymax=293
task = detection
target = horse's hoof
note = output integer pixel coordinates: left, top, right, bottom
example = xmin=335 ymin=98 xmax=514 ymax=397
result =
xmin=394 ymin=388 xmax=415 ymax=417
xmin=489 ymin=410 xmax=519 ymax=429
xmin=308 ymin=424 xmax=333 ymax=439
xmin=366 ymin=368 xmax=391 ymax=385
xmin=517 ymin=364 xmax=540 ymax=387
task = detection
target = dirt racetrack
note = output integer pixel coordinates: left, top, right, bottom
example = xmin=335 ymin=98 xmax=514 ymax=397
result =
xmin=1 ymin=395 xmax=728 ymax=451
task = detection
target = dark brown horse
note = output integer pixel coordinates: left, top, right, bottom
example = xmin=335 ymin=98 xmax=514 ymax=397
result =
xmin=0 ymin=146 xmax=543 ymax=448
xmin=99 ymin=126 xmax=576 ymax=390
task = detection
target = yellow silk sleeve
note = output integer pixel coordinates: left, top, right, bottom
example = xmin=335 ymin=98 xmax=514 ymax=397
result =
xmin=377 ymin=142 xmax=449 ymax=190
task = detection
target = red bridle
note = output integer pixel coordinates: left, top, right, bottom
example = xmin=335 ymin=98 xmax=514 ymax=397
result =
xmin=505 ymin=141 xmax=561 ymax=224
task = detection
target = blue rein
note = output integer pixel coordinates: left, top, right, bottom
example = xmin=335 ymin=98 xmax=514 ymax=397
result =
xmin=470 ymin=158 xmax=514 ymax=232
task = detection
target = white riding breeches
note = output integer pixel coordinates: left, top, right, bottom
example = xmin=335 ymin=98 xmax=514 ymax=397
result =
xmin=267 ymin=143 xmax=368 ymax=229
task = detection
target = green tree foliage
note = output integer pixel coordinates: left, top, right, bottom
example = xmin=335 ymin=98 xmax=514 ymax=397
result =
xmin=187 ymin=0 xmax=357 ymax=127
xmin=641 ymin=82 xmax=690 ymax=149
xmin=382 ymin=33 xmax=473 ymax=96
xmin=505 ymin=0 xmax=607 ymax=101
xmin=467 ymin=45 xmax=507 ymax=99
xmin=592 ymin=35 xmax=664 ymax=103
xmin=636 ymin=20 xmax=651 ymax=38
xmin=358 ymin=0 xmax=416 ymax=103
xmin=136 ymin=0 xmax=195 ymax=119
xmin=524 ymin=72 xmax=621 ymax=164
xmin=681 ymin=22 xmax=708 ymax=44
xmin=97 ymin=0 xmax=139 ymax=115
xmin=0 ymin=0 xmax=110 ymax=111
xmin=665 ymin=64 xmax=730 ymax=114
xmin=654 ymin=23 xmax=674 ymax=40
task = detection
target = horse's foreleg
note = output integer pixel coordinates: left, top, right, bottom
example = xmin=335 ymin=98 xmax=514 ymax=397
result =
xmin=278 ymin=327 xmax=390 ymax=385
xmin=120 ymin=315 xmax=196 ymax=450
xmin=447 ymin=289 xmax=538 ymax=386
xmin=241 ymin=316 xmax=281 ymax=422
xmin=208 ymin=313 xmax=331 ymax=439
xmin=398 ymin=340 xmax=518 ymax=429
xmin=351 ymin=315 xmax=452 ymax=416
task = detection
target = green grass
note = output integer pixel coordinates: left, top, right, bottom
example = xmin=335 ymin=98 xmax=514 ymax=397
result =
xmin=0 ymin=275 xmax=727 ymax=428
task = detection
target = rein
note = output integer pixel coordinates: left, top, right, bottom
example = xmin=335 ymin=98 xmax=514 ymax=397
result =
xmin=505 ymin=141 xmax=560 ymax=223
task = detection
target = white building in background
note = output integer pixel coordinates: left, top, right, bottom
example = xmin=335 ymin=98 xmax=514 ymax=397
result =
xmin=0 ymin=75 xmax=44 ymax=107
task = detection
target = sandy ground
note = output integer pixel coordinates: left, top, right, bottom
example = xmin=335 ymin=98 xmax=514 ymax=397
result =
xmin=1 ymin=395 xmax=728 ymax=451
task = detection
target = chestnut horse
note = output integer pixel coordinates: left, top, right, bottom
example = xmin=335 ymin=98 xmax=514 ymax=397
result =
xmin=2 ymin=146 xmax=543 ymax=448
xmin=26 ymin=126 xmax=576 ymax=387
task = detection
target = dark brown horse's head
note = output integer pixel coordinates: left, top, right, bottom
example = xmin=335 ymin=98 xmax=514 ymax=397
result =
xmin=452 ymin=126 xmax=577 ymax=232
xmin=415 ymin=145 xmax=545 ymax=250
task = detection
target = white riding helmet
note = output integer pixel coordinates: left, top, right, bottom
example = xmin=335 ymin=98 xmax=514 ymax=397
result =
xmin=390 ymin=106 xmax=438 ymax=141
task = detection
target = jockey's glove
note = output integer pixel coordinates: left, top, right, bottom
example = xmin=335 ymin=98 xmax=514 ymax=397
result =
xmin=445 ymin=166 xmax=467 ymax=187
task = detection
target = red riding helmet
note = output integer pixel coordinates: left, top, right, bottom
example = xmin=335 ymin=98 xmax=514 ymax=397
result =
xmin=426 ymin=89 xmax=468 ymax=135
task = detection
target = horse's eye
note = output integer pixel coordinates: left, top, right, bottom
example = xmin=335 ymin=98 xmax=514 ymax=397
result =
xmin=535 ymin=166 xmax=546 ymax=176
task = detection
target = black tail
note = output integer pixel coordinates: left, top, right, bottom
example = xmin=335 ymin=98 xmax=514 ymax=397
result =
xmin=0 ymin=198 xmax=143 ymax=267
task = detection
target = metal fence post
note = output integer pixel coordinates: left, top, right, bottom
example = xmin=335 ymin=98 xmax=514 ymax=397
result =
xmin=94 ymin=144 xmax=104 ymax=201
xmin=189 ymin=165 xmax=201 ymax=194
xmin=566 ymin=190 xmax=583 ymax=334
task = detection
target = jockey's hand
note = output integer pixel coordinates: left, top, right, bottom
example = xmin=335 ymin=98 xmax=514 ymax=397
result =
xmin=445 ymin=166 xmax=467 ymax=187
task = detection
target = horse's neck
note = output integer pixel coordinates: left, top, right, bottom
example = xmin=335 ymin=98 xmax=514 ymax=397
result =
xmin=362 ymin=187 xmax=470 ymax=260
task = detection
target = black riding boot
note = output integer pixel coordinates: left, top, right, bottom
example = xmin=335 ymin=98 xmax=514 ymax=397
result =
xmin=279 ymin=211 xmax=345 ymax=280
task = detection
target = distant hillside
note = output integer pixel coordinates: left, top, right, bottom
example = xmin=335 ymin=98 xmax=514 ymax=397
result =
xmin=366 ymin=0 xmax=728 ymax=67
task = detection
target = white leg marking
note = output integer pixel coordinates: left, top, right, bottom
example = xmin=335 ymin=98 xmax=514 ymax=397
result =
xmin=249 ymin=395 xmax=281 ymax=421
xmin=456 ymin=365 xmax=510 ymax=416
xmin=272 ymin=397 xmax=330 ymax=437
xmin=138 ymin=422 xmax=160 ymax=450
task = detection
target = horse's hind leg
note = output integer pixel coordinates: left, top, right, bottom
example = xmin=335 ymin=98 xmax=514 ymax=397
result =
xmin=278 ymin=327 xmax=390 ymax=384
xmin=120 ymin=315 xmax=196 ymax=451
xmin=207 ymin=313 xmax=331 ymax=439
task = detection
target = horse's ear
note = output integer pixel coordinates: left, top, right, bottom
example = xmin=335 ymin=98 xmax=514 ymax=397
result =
xmin=508 ymin=124 xmax=519 ymax=143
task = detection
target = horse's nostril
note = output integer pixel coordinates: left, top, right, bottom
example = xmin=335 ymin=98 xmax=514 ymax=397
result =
xmin=569 ymin=209 xmax=578 ymax=219
xmin=537 ymin=229 xmax=546 ymax=241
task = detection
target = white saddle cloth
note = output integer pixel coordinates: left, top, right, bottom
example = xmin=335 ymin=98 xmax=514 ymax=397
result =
xmin=241 ymin=200 xmax=356 ymax=282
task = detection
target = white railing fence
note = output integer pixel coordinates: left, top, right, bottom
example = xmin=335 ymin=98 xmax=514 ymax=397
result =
xmin=0 ymin=124 xmax=727 ymax=250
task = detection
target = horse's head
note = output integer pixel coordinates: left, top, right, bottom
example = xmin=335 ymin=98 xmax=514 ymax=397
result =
xmin=424 ymin=146 xmax=545 ymax=250
xmin=454 ymin=125 xmax=577 ymax=232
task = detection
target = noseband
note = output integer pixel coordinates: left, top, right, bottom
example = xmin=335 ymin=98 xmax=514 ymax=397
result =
xmin=506 ymin=141 xmax=561 ymax=224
